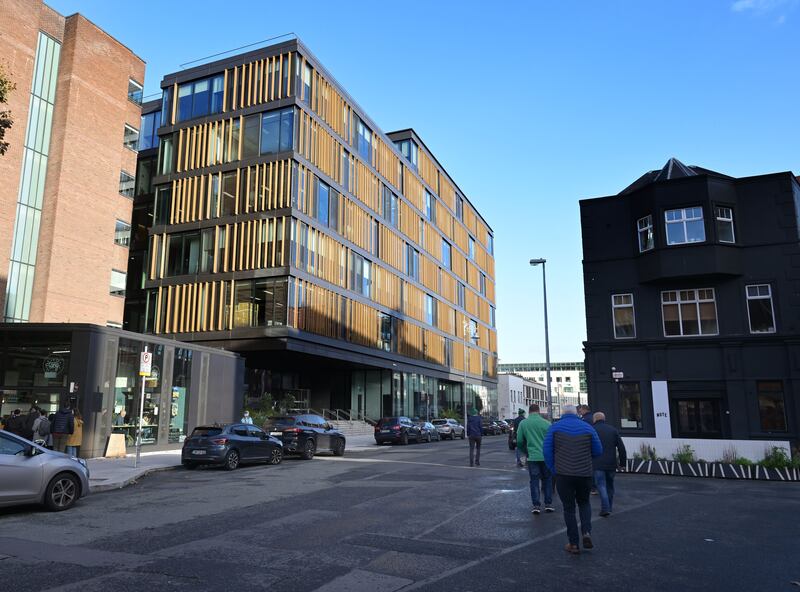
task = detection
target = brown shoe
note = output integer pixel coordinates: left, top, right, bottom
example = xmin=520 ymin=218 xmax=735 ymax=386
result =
xmin=564 ymin=543 xmax=580 ymax=555
xmin=582 ymin=533 xmax=594 ymax=549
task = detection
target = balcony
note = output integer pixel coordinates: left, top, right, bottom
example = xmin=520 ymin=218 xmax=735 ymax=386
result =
xmin=637 ymin=244 xmax=742 ymax=284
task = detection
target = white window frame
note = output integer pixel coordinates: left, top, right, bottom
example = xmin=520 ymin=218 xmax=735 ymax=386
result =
xmin=661 ymin=288 xmax=718 ymax=337
xmin=715 ymin=206 xmax=736 ymax=244
xmin=745 ymin=284 xmax=776 ymax=334
xmin=123 ymin=124 xmax=139 ymax=152
xmin=110 ymin=269 xmax=127 ymax=297
xmin=611 ymin=293 xmax=636 ymax=339
xmin=637 ymin=215 xmax=654 ymax=252
xmin=665 ymin=207 xmax=705 ymax=245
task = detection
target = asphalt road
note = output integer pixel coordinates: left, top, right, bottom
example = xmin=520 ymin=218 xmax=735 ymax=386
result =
xmin=1 ymin=436 xmax=798 ymax=592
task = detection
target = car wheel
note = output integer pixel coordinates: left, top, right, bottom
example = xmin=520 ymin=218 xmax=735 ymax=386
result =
xmin=333 ymin=439 xmax=345 ymax=456
xmin=426 ymin=432 xmax=432 ymax=443
xmin=302 ymin=438 xmax=316 ymax=460
xmin=268 ymin=447 xmax=283 ymax=465
xmin=44 ymin=472 xmax=79 ymax=511
xmin=401 ymin=432 xmax=408 ymax=445
xmin=224 ymin=449 xmax=240 ymax=471
xmin=182 ymin=460 xmax=197 ymax=470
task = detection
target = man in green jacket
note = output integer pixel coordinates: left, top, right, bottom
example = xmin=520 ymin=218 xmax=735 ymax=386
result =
xmin=517 ymin=403 xmax=554 ymax=514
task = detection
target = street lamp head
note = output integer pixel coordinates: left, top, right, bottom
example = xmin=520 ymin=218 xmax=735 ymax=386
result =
xmin=530 ymin=258 xmax=546 ymax=266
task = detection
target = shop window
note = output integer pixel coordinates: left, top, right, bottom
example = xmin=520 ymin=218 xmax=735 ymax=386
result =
xmin=612 ymin=293 xmax=636 ymax=339
xmin=618 ymin=383 xmax=642 ymax=429
xmin=746 ymin=284 xmax=776 ymax=334
xmin=170 ymin=348 xmax=193 ymax=442
xmin=757 ymin=381 xmax=787 ymax=432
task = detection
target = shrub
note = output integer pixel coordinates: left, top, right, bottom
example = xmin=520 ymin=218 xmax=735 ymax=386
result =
xmin=734 ymin=457 xmax=753 ymax=466
xmin=760 ymin=446 xmax=791 ymax=469
xmin=720 ymin=445 xmax=738 ymax=464
xmin=672 ymin=444 xmax=696 ymax=463
xmin=636 ymin=442 xmax=658 ymax=461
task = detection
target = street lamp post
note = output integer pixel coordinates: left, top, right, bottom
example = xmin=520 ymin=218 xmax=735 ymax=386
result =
xmin=530 ymin=258 xmax=553 ymax=418
xmin=462 ymin=319 xmax=478 ymax=437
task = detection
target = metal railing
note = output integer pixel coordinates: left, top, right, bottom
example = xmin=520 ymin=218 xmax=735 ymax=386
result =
xmin=287 ymin=407 xmax=374 ymax=423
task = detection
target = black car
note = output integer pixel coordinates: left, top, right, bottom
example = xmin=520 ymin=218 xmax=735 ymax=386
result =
xmin=481 ymin=419 xmax=502 ymax=436
xmin=182 ymin=424 xmax=283 ymax=470
xmin=374 ymin=417 xmax=423 ymax=445
xmin=264 ymin=415 xmax=346 ymax=459
xmin=495 ymin=419 xmax=510 ymax=434
xmin=416 ymin=421 xmax=441 ymax=442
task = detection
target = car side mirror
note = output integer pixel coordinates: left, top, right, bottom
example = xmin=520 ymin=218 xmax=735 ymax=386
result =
xmin=24 ymin=445 xmax=36 ymax=457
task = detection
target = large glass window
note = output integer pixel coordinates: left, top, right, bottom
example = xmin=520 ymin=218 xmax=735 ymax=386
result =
xmin=618 ymin=383 xmax=642 ymax=429
xmin=119 ymin=171 xmax=135 ymax=198
xmin=221 ymin=172 xmax=237 ymax=216
xmin=154 ymin=186 xmax=171 ymax=225
xmin=166 ymin=231 xmax=201 ymax=276
xmin=674 ymin=398 xmax=722 ymax=438
xmin=637 ymin=215 xmax=654 ymax=252
xmin=356 ymin=118 xmax=372 ymax=164
xmin=395 ymin=139 xmax=418 ymax=171
xmin=349 ymin=252 xmax=372 ymax=297
xmin=110 ymin=270 xmax=127 ymax=297
xmin=665 ymin=207 xmax=705 ymax=245
xmin=114 ymin=220 xmax=131 ymax=247
xmin=715 ymin=206 xmax=735 ymax=243
xmin=442 ymin=241 xmax=452 ymax=269
xmin=661 ymin=288 xmax=717 ymax=336
xmin=127 ymin=78 xmax=143 ymax=105
xmin=425 ymin=294 xmax=437 ymax=326
xmin=260 ymin=107 xmax=294 ymax=155
xmin=136 ymin=157 xmax=156 ymax=196
xmin=746 ymin=284 xmax=775 ymax=333
xmin=612 ymin=293 xmax=635 ymax=338
xmin=170 ymin=348 xmax=192 ymax=443
xmin=123 ymin=124 xmax=139 ymax=151
xmin=157 ymin=134 xmax=175 ymax=175
xmin=383 ymin=185 xmax=398 ymax=227
xmin=406 ymin=245 xmax=419 ymax=281
xmin=757 ymin=381 xmax=787 ymax=432
xmin=242 ymin=114 xmax=260 ymax=158
xmin=176 ymin=74 xmax=224 ymax=122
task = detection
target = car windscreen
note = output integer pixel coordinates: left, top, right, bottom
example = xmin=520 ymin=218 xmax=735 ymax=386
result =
xmin=264 ymin=417 xmax=297 ymax=429
xmin=190 ymin=428 xmax=222 ymax=437
xmin=431 ymin=420 xmax=447 ymax=425
xmin=378 ymin=417 xmax=400 ymax=426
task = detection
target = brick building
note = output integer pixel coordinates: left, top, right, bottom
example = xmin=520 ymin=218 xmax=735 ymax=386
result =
xmin=0 ymin=0 xmax=145 ymax=326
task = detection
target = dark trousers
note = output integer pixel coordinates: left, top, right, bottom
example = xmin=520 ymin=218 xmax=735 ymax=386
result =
xmin=594 ymin=469 xmax=616 ymax=512
xmin=469 ymin=436 xmax=482 ymax=465
xmin=555 ymin=475 xmax=592 ymax=546
xmin=527 ymin=461 xmax=553 ymax=506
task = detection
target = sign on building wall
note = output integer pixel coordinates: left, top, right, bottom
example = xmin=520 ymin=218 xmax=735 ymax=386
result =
xmin=652 ymin=380 xmax=671 ymax=438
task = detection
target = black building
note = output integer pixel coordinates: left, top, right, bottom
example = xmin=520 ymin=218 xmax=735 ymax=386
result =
xmin=581 ymin=159 xmax=800 ymax=456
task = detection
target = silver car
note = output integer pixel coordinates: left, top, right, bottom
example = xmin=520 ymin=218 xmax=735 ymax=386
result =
xmin=0 ymin=429 xmax=90 ymax=511
xmin=431 ymin=418 xmax=465 ymax=440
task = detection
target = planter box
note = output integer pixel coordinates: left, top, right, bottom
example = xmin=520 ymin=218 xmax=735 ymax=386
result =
xmin=623 ymin=459 xmax=799 ymax=482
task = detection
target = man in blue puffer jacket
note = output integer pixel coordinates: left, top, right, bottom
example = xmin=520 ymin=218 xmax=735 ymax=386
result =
xmin=543 ymin=404 xmax=602 ymax=554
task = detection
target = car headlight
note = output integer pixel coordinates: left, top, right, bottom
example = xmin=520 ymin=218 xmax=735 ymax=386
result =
xmin=71 ymin=456 xmax=87 ymax=468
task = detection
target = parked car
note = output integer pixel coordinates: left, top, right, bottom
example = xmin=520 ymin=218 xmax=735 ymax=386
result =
xmin=481 ymin=419 xmax=502 ymax=436
xmin=431 ymin=418 xmax=465 ymax=440
xmin=494 ymin=419 xmax=511 ymax=434
xmin=374 ymin=417 xmax=423 ymax=445
xmin=416 ymin=421 xmax=441 ymax=442
xmin=0 ymin=429 xmax=90 ymax=511
xmin=182 ymin=423 xmax=283 ymax=470
xmin=264 ymin=415 xmax=346 ymax=460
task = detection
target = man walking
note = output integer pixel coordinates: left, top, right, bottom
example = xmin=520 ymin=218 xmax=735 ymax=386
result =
xmin=578 ymin=404 xmax=593 ymax=424
xmin=467 ymin=408 xmax=482 ymax=467
xmin=51 ymin=404 xmax=75 ymax=453
xmin=511 ymin=408 xmax=526 ymax=467
xmin=543 ymin=404 xmax=602 ymax=554
xmin=517 ymin=404 xmax=554 ymax=514
xmin=592 ymin=412 xmax=627 ymax=517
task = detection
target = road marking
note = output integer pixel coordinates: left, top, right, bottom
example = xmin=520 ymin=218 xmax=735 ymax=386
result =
xmin=317 ymin=456 xmax=520 ymax=474
xmin=397 ymin=492 xmax=680 ymax=591
xmin=414 ymin=487 xmax=525 ymax=540
xmin=311 ymin=569 xmax=413 ymax=592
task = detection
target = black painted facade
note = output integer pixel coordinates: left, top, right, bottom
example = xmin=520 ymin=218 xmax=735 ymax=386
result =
xmin=581 ymin=160 xmax=800 ymax=450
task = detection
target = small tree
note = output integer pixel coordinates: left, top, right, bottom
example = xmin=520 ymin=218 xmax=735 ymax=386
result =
xmin=0 ymin=64 xmax=16 ymax=155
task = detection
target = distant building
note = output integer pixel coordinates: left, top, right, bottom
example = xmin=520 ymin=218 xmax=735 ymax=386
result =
xmin=498 ymin=373 xmax=547 ymax=418
xmin=579 ymin=158 xmax=798 ymax=461
xmin=498 ymin=362 xmax=587 ymax=417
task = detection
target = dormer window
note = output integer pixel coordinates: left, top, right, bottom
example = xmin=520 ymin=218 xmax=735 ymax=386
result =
xmin=637 ymin=215 xmax=654 ymax=252
xmin=665 ymin=207 xmax=705 ymax=245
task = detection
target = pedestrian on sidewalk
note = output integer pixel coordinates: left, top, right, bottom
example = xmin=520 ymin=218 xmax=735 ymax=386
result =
xmin=517 ymin=403 xmax=554 ymax=515
xmin=592 ymin=412 xmax=627 ymax=517
xmin=51 ymin=404 xmax=75 ymax=453
xmin=543 ymin=404 xmax=603 ymax=555
xmin=467 ymin=408 xmax=482 ymax=467
xmin=65 ymin=409 xmax=84 ymax=457
xmin=4 ymin=409 xmax=25 ymax=437
xmin=511 ymin=408 xmax=526 ymax=467
xmin=32 ymin=408 xmax=52 ymax=448
xmin=241 ymin=410 xmax=254 ymax=424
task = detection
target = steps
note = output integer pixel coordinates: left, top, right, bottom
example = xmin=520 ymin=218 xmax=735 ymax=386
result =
xmin=329 ymin=420 xmax=375 ymax=438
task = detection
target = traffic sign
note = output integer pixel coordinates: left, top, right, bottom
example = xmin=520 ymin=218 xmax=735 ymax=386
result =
xmin=139 ymin=351 xmax=153 ymax=376
xmin=612 ymin=371 xmax=624 ymax=380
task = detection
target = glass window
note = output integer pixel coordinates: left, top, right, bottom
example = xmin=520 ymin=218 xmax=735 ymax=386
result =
xmin=160 ymin=86 xmax=173 ymax=126
xmin=674 ymin=399 xmax=722 ymax=438
xmin=468 ymin=237 xmax=475 ymax=260
xmin=279 ymin=108 xmax=294 ymax=152
xmin=114 ymin=220 xmax=131 ymax=247
xmin=487 ymin=234 xmax=494 ymax=256
xmin=110 ymin=269 xmax=126 ymax=296
xmin=746 ymin=284 xmax=775 ymax=333
xmin=177 ymin=83 xmax=192 ymax=122
xmin=618 ymin=383 xmax=642 ymax=429
xmin=242 ymin=115 xmax=260 ymax=158
xmin=303 ymin=63 xmax=312 ymax=104
xmin=225 ymin=118 xmax=240 ymax=163
xmin=371 ymin=219 xmax=379 ymax=256
xmin=661 ymin=288 xmax=717 ymax=336
xmin=665 ymin=207 xmax=705 ymax=245
xmin=317 ymin=179 xmax=329 ymax=226
xmin=356 ymin=118 xmax=372 ymax=165
xmin=442 ymin=241 xmax=451 ymax=269
xmin=612 ymin=293 xmax=636 ymax=338
xmin=234 ymin=280 xmax=256 ymax=328
xmin=123 ymin=124 xmax=139 ymax=151
xmin=170 ymin=348 xmax=192 ymax=443
xmin=637 ymin=215 xmax=654 ymax=252
xmin=757 ymin=381 xmax=787 ymax=432
xmin=456 ymin=196 xmax=464 ymax=221
xmin=128 ymin=78 xmax=143 ymax=105
xmin=166 ymin=230 xmax=201 ymax=276
xmin=490 ymin=306 xmax=495 ymax=328
xmin=362 ymin=259 xmax=372 ymax=297
xmin=425 ymin=191 xmax=435 ymax=222
xmin=0 ymin=433 xmax=26 ymax=455
xmin=176 ymin=75 xmax=224 ymax=123
xmin=378 ymin=312 xmax=394 ymax=351
xmin=425 ymin=294 xmax=437 ymax=326
xmin=715 ymin=206 xmax=735 ymax=243
xmin=157 ymin=134 xmax=175 ymax=175
xmin=221 ymin=172 xmax=237 ymax=216
xmin=329 ymin=189 xmax=339 ymax=233
xmin=260 ymin=110 xmax=280 ymax=154
xmin=457 ymin=282 xmax=465 ymax=308
xmin=119 ymin=171 xmax=135 ymax=198
xmin=135 ymin=157 xmax=155 ymax=197
xmin=138 ymin=111 xmax=161 ymax=151
xmin=210 ymin=75 xmax=224 ymax=114
xmin=200 ymin=228 xmax=213 ymax=273
xmin=191 ymin=79 xmax=210 ymax=118
xmin=479 ymin=273 xmax=486 ymax=296
xmin=383 ymin=185 xmax=398 ymax=227
xmin=154 ymin=186 xmax=171 ymax=225
xmin=395 ymin=139 xmax=418 ymax=171
xmin=406 ymin=245 xmax=419 ymax=281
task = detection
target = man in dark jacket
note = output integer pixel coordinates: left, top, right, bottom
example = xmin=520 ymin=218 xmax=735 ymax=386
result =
xmin=578 ymin=404 xmax=593 ymax=424
xmin=466 ymin=408 xmax=482 ymax=467
xmin=511 ymin=408 xmax=526 ymax=467
xmin=51 ymin=405 xmax=75 ymax=453
xmin=4 ymin=409 xmax=25 ymax=436
xmin=543 ymin=404 xmax=603 ymax=554
xmin=592 ymin=412 xmax=627 ymax=517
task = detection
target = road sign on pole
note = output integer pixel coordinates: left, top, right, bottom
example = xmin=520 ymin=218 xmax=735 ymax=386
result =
xmin=139 ymin=351 xmax=152 ymax=377
xmin=135 ymin=347 xmax=150 ymax=468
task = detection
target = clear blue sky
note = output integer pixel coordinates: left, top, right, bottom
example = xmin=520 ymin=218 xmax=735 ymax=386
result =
xmin=50 ymin=0 xmax=800 ymax=364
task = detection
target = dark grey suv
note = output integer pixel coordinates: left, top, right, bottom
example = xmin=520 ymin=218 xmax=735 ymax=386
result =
xmin=264 ymin=415 xmax=346 ymax=459
xmin=181 ymin=424 xmax=283 ymax=470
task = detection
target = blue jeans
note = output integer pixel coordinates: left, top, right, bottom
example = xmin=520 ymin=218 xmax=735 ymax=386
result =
xmin=556 ymin=475 xmax=592 ymax=546
xmin=65 ymin=445 xmax=78 ymax=457
xmin=594 ymin=469 xmax=616 ymax=512
xmin=527 ymin=461 xmax=553 ymax=507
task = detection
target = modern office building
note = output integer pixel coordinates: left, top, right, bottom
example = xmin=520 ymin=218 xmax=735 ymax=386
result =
xmin=498 ymin=361 xmax=588 ymax=416
xmin=498 ymin=373 xmax=547 ymax=418
xmin=0 ymin=0 xmax=145 ymax=327
xmin=129 ymin=38 xmax=499 ymax=420
xmin=579 ymin=158 xmax=799 ymax=460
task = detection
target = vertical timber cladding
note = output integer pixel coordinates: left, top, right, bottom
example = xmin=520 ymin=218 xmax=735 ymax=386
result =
xmin=150 ymin=42 xmax=496 ymax=378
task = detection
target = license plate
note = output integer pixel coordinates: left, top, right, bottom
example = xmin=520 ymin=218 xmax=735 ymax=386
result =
xmin=270 ymin=432 xmax=282 ymax=437
xmin=381 ymin=430 xmax=391 ymax=433
xmin=192 ymin=450 xmax=206 ymax=455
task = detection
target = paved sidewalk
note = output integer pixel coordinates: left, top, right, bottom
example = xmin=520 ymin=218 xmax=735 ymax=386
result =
xmin=85 ymin=434 xmax=385 ymax=492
